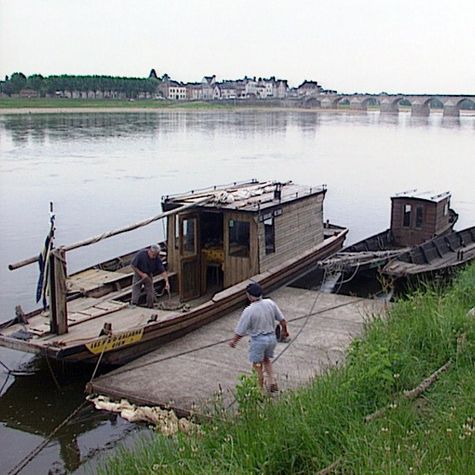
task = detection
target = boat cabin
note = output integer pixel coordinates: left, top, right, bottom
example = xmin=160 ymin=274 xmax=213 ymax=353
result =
xmin=162 ymin=180 xmax=327 ymax=301
xmin=390 ymin=190 xmax=457 ymax=247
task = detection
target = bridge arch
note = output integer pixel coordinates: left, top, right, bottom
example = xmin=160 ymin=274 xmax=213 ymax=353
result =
xmin=303 ymin=97 xmax=321 ymax=108
xmin=300 ymin=94 xmax=474 ymax=117
xmin=319 ymin=95 xmax=347 ymax=109
xmin=456 ymin=97 xmax=474 ymax=108
xmin=442 ymin=97 xmax=475 ymax=117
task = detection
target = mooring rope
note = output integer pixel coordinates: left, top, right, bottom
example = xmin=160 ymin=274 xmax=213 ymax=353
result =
xmin=44 ymin=352 xmax=62 ymax=390
xmin=0 ymin=372 xmax=11 ymax=395
xmin=0 ymin=359 xmax=11 ymax=373
xmin=89 ymin=335 xmax=112 ymax=384
xmin=273 ymin=268 xmax=327 ymax=365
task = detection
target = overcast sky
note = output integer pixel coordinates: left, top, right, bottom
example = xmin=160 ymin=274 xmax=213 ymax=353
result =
xmin=1 ymin=0 xmax=474 ymax=94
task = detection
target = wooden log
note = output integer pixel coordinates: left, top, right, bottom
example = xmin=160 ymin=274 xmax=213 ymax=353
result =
xmin=317 ymin=458 xmax=342 ymax=475
xmin=402 ymin=360 xmax=451 ymax=399
xmin=364 ymin=360 xmax=452 ymax=423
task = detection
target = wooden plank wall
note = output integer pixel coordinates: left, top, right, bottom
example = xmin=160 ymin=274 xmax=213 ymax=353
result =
xmin=259 ymin=194 xmax=324 ymax=271
xmin=391 ymin=198 xmax=451 ymax=247
xmin=223 ymin=212 xmax=259 ymax=288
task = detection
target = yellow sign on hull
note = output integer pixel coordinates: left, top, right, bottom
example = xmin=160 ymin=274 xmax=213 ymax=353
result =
xmin=86 ymin=328 xmax=144 ymax=354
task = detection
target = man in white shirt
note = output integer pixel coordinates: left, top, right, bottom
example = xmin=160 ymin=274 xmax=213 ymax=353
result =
xmin=229 ymin=282 xmax=289 ymax=392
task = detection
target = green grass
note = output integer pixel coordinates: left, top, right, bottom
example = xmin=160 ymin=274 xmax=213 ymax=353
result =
xmin=0 ymin=97 xmax=231 ymax=110
xmin=100 ymin=264 xmax=475 ymax=474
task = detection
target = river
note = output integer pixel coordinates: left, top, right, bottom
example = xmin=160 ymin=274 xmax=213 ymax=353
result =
xmin=0 ymin=109 xmax=474 ymax=473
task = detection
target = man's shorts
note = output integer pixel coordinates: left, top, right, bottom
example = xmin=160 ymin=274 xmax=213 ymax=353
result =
xmin=249 ymin=333 xmax=277 ymax=363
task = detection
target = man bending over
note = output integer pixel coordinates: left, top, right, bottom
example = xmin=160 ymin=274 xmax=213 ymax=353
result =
xmin=131 ymin=244 xmax=170 ymax=308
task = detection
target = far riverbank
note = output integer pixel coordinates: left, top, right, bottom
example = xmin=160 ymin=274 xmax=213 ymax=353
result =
xmin=0 ymin=107 xmax=378 ymax=115
xmin=2 ymin=105 xmax=472 ymax=117
xmin=0 ymin=97 xmax=436 ymax=115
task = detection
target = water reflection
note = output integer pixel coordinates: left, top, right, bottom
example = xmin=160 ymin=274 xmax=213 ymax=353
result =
xmin=0 ymin=358 xmax=133 ymax=473
xmin=0 ymin=111 xmax=326 ymax=147
xmin=441 ymin=116 xmax=461 ymax=128
xmin=377 ymin=113 xmax=401 ymax=126
xmin=3 ymin=110 xmax=468 ymax=148
xmin=408 ymin=116 xmax=431 ymax=128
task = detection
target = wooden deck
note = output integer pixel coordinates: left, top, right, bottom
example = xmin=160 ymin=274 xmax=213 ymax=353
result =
xmin=67 ymin=267 xmax=133 ymax=294
xmin=88 ymin=288 xmax=387 ymax=417
xmin=1 ymin=274 xmax=181 ymax=350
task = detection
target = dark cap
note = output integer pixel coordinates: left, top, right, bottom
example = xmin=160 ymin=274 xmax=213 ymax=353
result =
xmin=246 ymin=282 xmax=262 ymax=297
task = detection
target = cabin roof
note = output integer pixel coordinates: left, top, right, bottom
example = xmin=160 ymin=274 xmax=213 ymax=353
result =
xmin=392 ymin=189 xmax=451 ymax=203
xmin=162 ymin=179 xmax=326 ymax=213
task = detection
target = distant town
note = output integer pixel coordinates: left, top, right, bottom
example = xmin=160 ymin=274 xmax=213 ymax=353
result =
xmin=149 ymin=70 xmax=338 ymax=101
xmin=0 ymin=70 xmax=336 ymax=101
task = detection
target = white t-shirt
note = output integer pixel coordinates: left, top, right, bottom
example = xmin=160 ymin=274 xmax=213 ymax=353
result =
xmin=234 ymin=298 xmax=285 ymax=337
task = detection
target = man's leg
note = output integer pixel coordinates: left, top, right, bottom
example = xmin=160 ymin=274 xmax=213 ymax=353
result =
xmin=263 ymin=357 xmax=278 ymax=392
xmin=262 ymin=357 xmax=275 ymax=386
xmin=252 ymin=362 xmax=265 ymax=391
xmin=131 ymin=273 xmax=141 ymax=305
xmin=144 ymin=278 xmax=154 ymax=308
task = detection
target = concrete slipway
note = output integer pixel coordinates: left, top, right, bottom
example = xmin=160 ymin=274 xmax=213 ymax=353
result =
xmin=88 ymin=287 xmax=386 ymax=416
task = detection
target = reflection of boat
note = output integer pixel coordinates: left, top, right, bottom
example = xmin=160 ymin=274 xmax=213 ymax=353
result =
xmin=319 ymin=190 xmax=459 ymax=282
xmin=0 ymin=358 xmax=112 ymax=473
xmin=383 ymin=225 xmax=475 ymax=278
xmin=0 ymin=180 xmax=347 ymax=365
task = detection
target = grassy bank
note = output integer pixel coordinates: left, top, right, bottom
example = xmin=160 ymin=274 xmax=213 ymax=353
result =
xmin=0 ymin=97 xmax=229 ymax=110
xmin=101 ymin=265 xmax=474 ymax=474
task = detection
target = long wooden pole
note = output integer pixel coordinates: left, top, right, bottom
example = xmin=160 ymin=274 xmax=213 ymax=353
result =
xmin=9 ymin=196 xmax=213 ymax=271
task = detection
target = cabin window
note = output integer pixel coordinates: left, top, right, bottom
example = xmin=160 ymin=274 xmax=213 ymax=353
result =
xmin=182 ymin=217 xmax=197 ymax=256
xmin=264 ymin=218 xmax=275 ymax=254
xmin=228 ymin=219 xmax=250 ymax=257
xmin=444 ymin=202 xmax=449 ymax=216
xmin=415 ymin=207 xmax=424 ymax=228
xmin=403 ymin=204 xmax=412 ymax=227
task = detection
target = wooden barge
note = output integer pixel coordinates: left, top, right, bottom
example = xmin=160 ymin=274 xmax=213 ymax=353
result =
xmin=0 ymin=180 xmax=347 ymax=365
xmin=319 ymin=190 xmax=459 ymax=279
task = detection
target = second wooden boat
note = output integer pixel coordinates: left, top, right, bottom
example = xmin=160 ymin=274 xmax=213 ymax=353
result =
xmin=318 ymin=189 xmax=459 ymax=283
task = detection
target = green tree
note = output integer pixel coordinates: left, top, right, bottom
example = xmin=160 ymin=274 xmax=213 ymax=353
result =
xmin=10 ymin=72 xmax=27 ymax=93
xmin=27 ymin=74 xmax=45 ymax=95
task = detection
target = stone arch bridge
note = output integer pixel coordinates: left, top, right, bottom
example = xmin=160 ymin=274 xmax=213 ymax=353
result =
xmin=302 ymin=94 xmax=474 ymax=117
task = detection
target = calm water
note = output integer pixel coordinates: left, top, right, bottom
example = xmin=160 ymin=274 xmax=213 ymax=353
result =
xmin=0 ymin=110 xmax=474 ymax=473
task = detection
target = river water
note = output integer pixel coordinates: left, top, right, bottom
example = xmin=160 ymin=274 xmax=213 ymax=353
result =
xmin=0 ymin=110 xmax=474 ymax=473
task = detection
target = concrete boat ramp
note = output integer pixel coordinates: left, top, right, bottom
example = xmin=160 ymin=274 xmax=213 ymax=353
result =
xmin=88 ymin=287 xmax=386 ymax=416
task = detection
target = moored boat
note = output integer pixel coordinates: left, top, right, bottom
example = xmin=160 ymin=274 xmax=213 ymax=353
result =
xmin=0 ymin=180 xmax=347 ymax=365
xmin=319 ymin=189 xmax=459 ymax=284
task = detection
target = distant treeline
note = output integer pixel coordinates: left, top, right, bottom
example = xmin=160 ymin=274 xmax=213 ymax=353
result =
xmin=0 ymin=72 xmax=159 ymax=98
